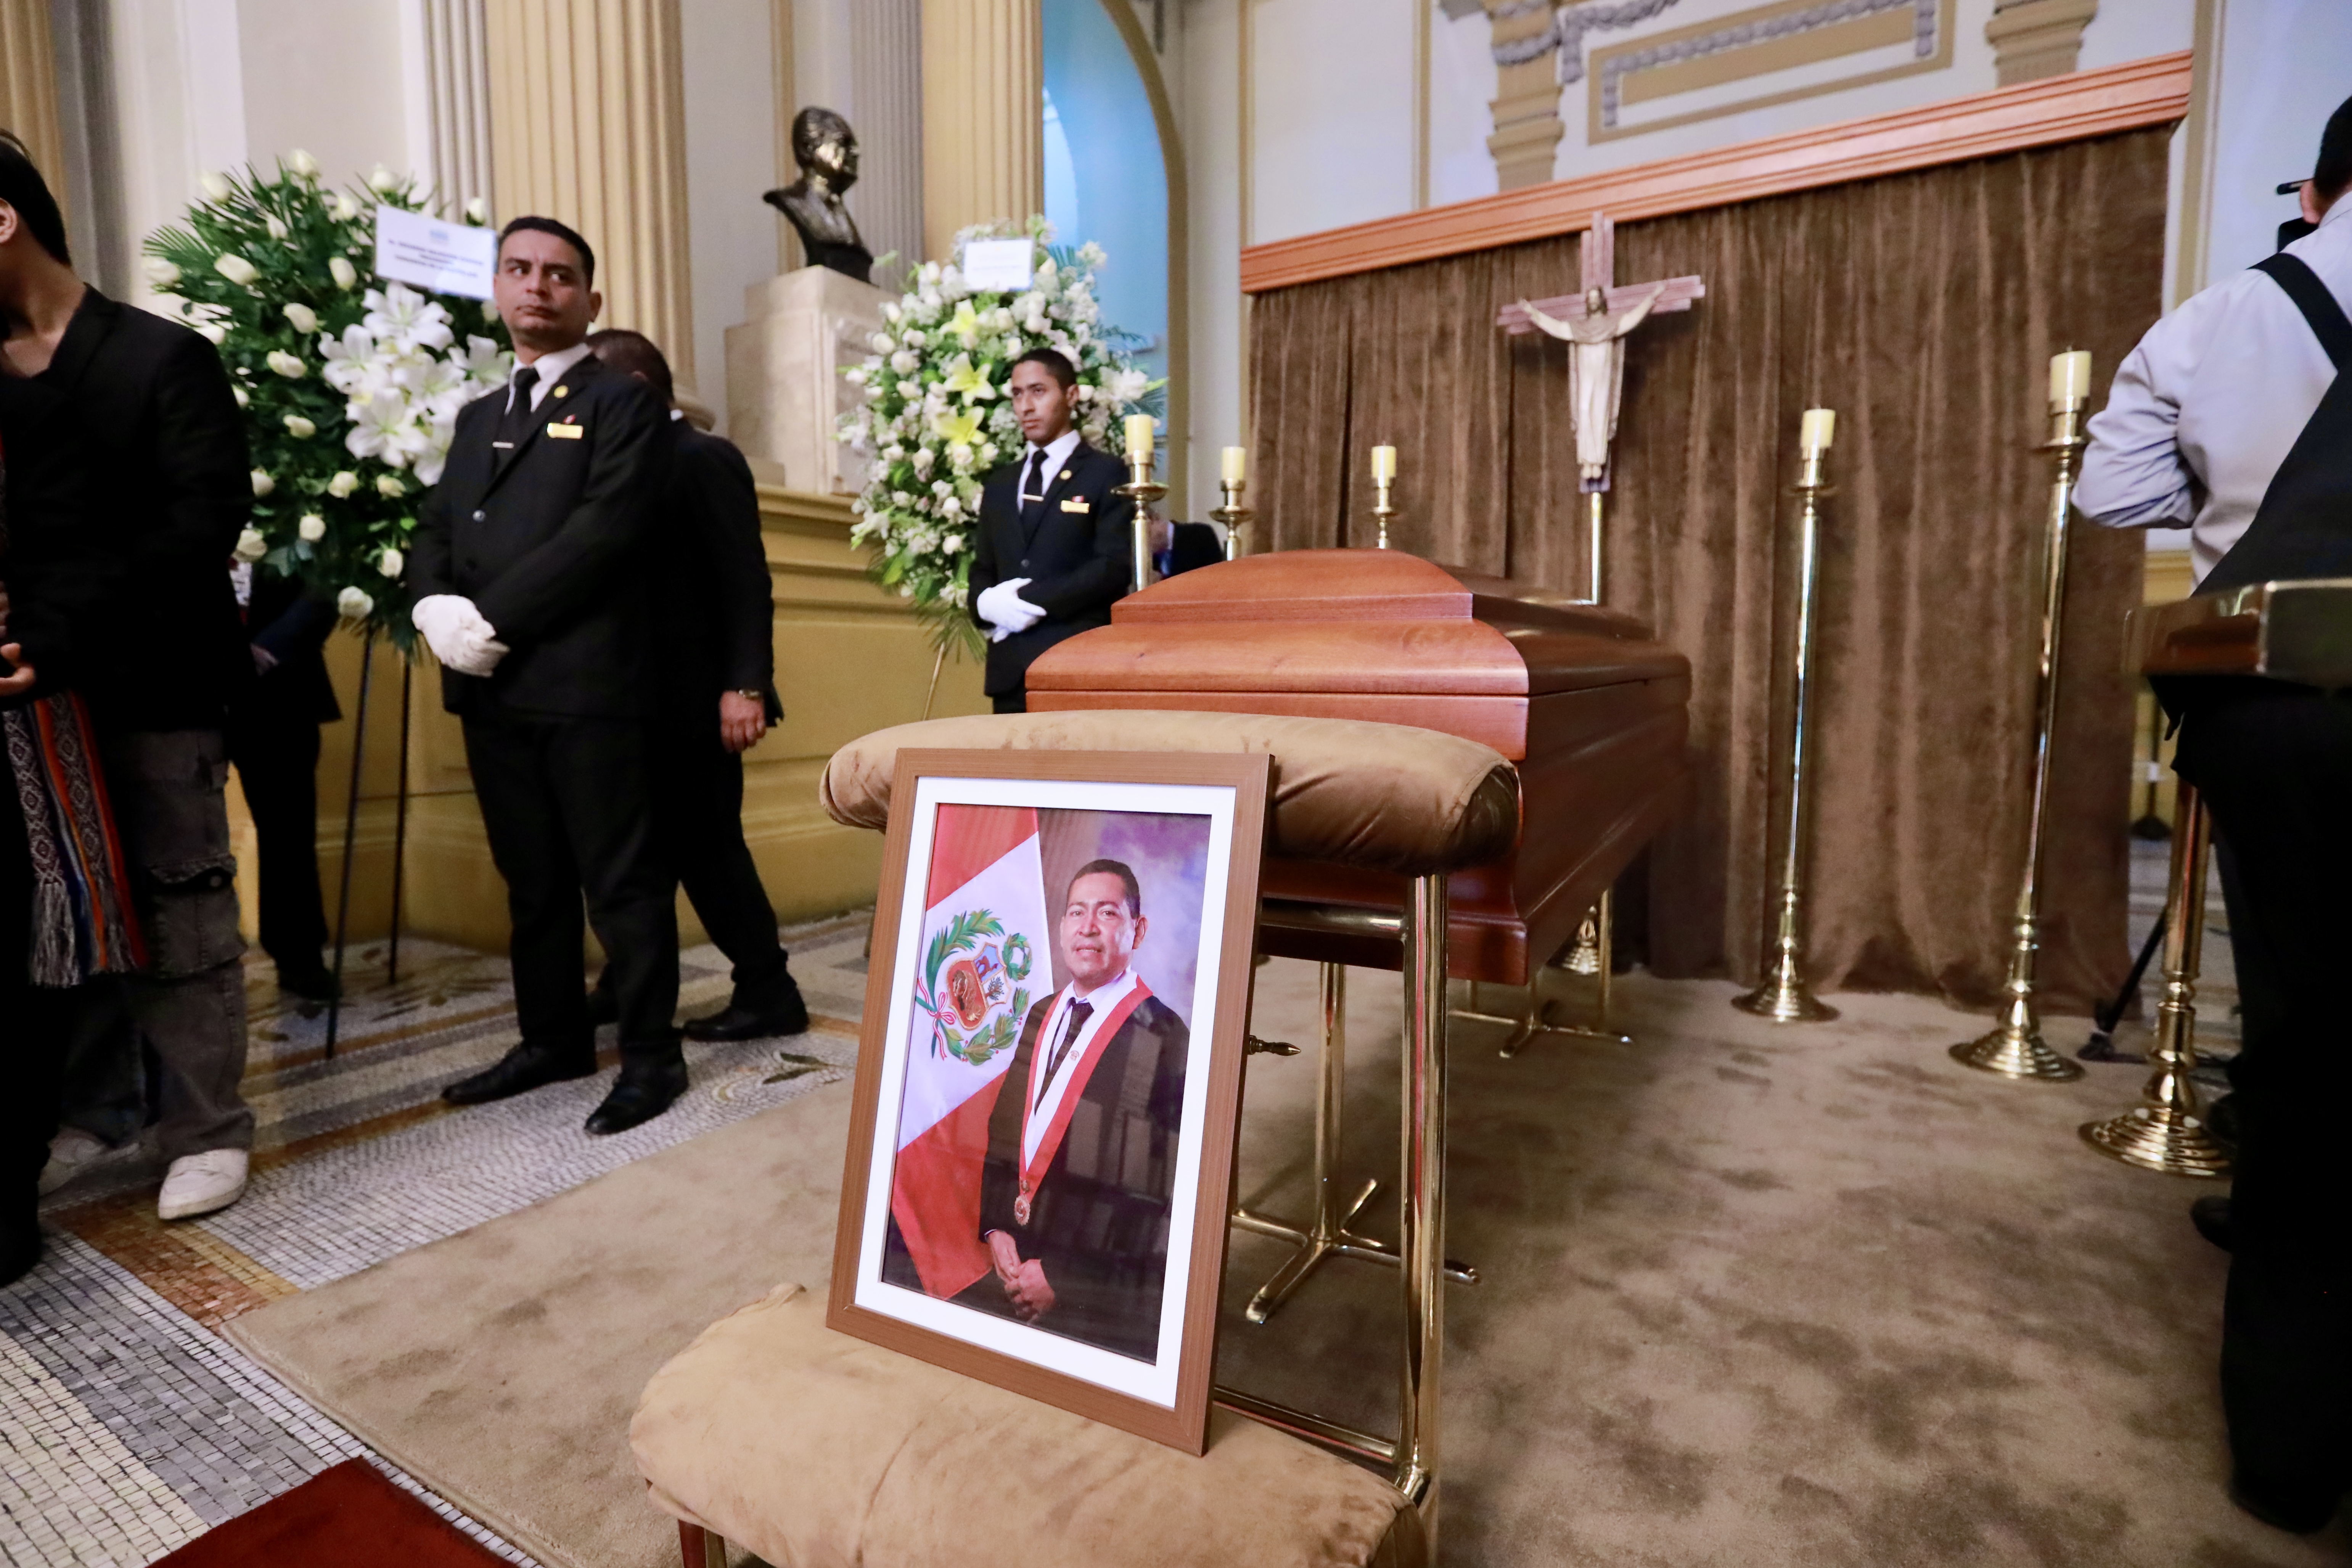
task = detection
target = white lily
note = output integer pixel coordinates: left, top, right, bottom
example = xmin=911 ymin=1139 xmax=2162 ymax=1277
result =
xmin=362 ymin=283 xmax=454 ymax=352
xmin=344 ymin=390 xmax=412 ymax=465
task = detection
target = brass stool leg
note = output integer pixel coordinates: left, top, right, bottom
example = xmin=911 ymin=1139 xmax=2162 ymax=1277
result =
xmin=1235 ymin=963 xmax=1474 ymax=1324
xmin=2082 ymin=785 xmax=2231 ymax=1176
xmin=1395 ymin=872 xmax=1447 ymax=1534
xmin=1458 ymin=890 xmax=1632 ymax=1059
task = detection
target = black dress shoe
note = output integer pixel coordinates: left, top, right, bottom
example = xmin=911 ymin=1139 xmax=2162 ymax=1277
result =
xmin=2207 ymin=1092 xmax=2241 ymax=1153
xmin=277 ymin=964 xmax=342 ymax=1002
xmin=584 ymin=1058 xmax=689 ymax=1135
xmin=443 ymin=1044 xmax=597 ymax=1106
xmin=2231 ymin=1473 xmax=2341 ymax=1534
xmin=682 ymin=983 xmax=810 ymax=1042
xmin=585 ymin=983 xmax=619 ymax=1028
xmin=2192 ymin=1195 xmax=2234 ymax=1253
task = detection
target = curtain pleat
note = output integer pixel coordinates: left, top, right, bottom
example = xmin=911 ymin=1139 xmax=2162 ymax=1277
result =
xmin=1249 ymin=129 xmax=2169 ymax=1013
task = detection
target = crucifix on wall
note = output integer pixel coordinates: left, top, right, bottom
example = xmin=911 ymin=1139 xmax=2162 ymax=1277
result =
xmin=1497 ymin=212 xmax=1703 ymax=603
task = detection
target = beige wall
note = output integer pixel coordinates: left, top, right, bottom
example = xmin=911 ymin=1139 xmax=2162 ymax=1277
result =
xmin=235 ymin=482 xmax=987 ymax=955
xmin=235 ymin=0 xmax=412 ymax=191
xmin=680 ymin=0 xmax=785 ymax=420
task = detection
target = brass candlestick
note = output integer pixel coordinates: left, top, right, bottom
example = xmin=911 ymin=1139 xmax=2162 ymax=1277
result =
xmin=1952 ymin=370 xmax=2090 ymax=1082
xmin=2080 ymin=784 xmax=2231 ymax=1176
xmin=1114 ymin=448 xmax=1168 ymax=594
xmin=1735 ymin=428 xmax=1839 ymax=1023
xmin=1583 ymin=489 xmax=1606 ymax=603
xmin=1371 ymin=475 xmax=1399 ymax=550
xmin=1210 ymin=476 xmax=1256 ymax=560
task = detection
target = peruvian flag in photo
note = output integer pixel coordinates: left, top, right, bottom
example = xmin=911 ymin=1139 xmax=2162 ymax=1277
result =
xmin=891 ymin=803 xmax=1052 ymax=1298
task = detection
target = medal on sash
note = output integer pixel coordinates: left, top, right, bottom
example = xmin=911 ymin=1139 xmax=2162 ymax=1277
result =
xmin=1012 ymin=979 xmax=1152 ymax=1227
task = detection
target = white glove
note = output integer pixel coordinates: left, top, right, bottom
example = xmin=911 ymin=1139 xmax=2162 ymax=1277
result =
xmin=975 ymin=578 xmax=1046 ymax=638
xmin=412 ymin=594 xmax=510 ymax=677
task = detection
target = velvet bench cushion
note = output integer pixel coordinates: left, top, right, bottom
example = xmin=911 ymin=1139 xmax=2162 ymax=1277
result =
xmin=820 ymin=710 xmax=1519 ymax=877
xmin=632 ymin=1283 xmax=1428 ymax=1568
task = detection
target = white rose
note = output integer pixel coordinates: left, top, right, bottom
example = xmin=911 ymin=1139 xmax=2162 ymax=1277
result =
xmin=233 ymin=386 xmax=249 ymax=408
xmin=330 ymin=193 xmax=360 ymax=222
xmin=870 ymin=332 xmax=893 ymax=353
xmin=214 ymin=253 xmax=258 ymax=286
xmin=327 ymin=470 xmax=359 ymax=498
xmin=336 ymin=586 xmax=374 ymax=620
xmin=377 ymin=548 xmax=404 ymax=579
xmin=251 ymin=469 xmax=275 ymax=497
xmin=283 ymin=302 xmax=318 ymax=334
xmin=465 ymin=196 xmax=489 ymax=225
xmin=198 ymin=323 xmax=227 ymax=345
xmin=200 ymin=171 xmax=232 ymax=202
xmin=329 ymin=256 xmax=359 ymax=290
xmin=265 ymin=215 xmax=289 ymax=241
xmin=283 ymin=414 xmax=316 ymax=438
xmin=287 ymin=148 xmax=320 ymax=178
xmin=144 ymin=258 xmax=180 ymax=289
xmin=233 ymin=527 xmax=267 ymax=562
xmin=266 ymin=349 xmax=306 ymax=379
xmin=367 ymin=165 xmax=400 ymax=193
xmin=376 ymin=474 xmax=405 ymax=498
xmin=297 ymin=514 xmax=327 ymax=542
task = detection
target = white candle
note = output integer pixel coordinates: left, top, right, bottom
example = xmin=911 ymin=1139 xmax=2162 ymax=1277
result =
xmin=1221 ymin=445 xmax=1247 ymax=484
xmin=1371 ymin=445 xmax=1397 ymax=482
xmin=1799 ymin=408 xmax=1836 ymax=453
xmin=1124 ymin=413 xmax=1156 ymax=464
xmin=2049 ymin=349 xmax=2092 ymax=407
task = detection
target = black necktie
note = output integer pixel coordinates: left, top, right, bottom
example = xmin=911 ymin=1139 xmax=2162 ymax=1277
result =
xmin=1038 ymin=999 xmax=1093 ymax=1102
xmin=495 ymin=366 xmax=541 ymax=454
xmin=1019 ymin=449 xmax=1048 ymax=529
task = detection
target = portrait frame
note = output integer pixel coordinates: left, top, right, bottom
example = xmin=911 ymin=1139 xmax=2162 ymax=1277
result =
xmin=828 ymin=748 xmax=1271 ymax=1453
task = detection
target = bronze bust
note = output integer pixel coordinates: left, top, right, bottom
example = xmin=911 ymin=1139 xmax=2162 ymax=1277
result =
xmin=763 ymin=107 xmax=874 ymax=284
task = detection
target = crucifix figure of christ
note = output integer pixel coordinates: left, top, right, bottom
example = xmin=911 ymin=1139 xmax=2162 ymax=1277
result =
xmin=1496 ymin=211 xmax=1703 ymax=601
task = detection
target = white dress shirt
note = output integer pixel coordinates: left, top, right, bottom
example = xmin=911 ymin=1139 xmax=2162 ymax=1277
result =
xmin=1021 ymin=966 xmax=1141 ymax=1167
xmin=2075 ymin=197 xmax=2352 ymax=584
xmin=1019 ymin=428 xmax=1084 ymax=505
xmin=505 ymin=340 xmax=593 ymax=413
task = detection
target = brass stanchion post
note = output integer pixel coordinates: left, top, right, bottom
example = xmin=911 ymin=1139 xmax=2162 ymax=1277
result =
xmin=1209 ymin=468 xmax=1255 ymax=561
xmin=1735 ymin=410 xmax=1840 ymax=1023
xmin=1952 ymin=351 xmax=2092 ymax=1082
xmin=1370 ymin=444 xmax=1399 ymax=549
xmin=2081 ymin=783 xmax=2230 ymax=1175
xmin=1395 ymin=872 xmax=1448 ymax=1533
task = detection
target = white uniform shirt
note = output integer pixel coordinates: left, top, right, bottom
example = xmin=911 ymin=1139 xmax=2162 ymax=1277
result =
xmin=505 ymin=340 xmax=592 ymax=413
xmin=1022 ymin=965 xmax=1141 ymax=1167
xmin=2075 ymin=198 xmax=2352 ymax=585
xmin=1019 ymin=428 xmax=1083 ymax=505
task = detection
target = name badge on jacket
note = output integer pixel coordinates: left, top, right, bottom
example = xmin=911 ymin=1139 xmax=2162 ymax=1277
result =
xmin=547 ymin=421 xmax=585 ymax=440
xmin=1059 ymin=497 xmax=1090 ymax=513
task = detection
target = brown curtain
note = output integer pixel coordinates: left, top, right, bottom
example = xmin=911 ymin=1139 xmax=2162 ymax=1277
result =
xmin=1249 ymin=129 xmax=2170 ymax=1013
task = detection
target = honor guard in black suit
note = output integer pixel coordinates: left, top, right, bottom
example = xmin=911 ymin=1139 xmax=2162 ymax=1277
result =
xmin=583 ymin=329 xmax=809 ymax=1042
xmin=226 ymin=569 xmax=342 ymax=1001
xmin=966 ymin=348 xmax=1138 ymax=712
xmin=2077 ymin=96 xmax=2352 ymax=1535
xmin=409 ymin=217 xmax=686 ymax=1137
xmin=0 ymin=135 xmax=259 ymax=1226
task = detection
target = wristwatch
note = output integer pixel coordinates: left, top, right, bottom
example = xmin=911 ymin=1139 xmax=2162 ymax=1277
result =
xmin=735 ymin=689 xmax=765 ymax=701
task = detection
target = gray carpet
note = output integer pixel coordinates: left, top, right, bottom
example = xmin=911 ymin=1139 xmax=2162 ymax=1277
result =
xmin=228 ymin=959 xmax=2335 ymax=1567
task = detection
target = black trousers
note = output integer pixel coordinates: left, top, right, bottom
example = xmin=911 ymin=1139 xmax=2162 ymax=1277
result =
xmin=992 ymin=692 xmax=1026 ymax=715
xmin=0 ymin=748 xmax=64 ymax=1247
xmin=463 ymin=712 xmax=679 ymax=1063
xmin=224 ymin=711 xmax=327 ymax=971
xmin=652 ymin=723 xmax=787 ymax=996
xmin=2172 ymin=686 xmax=2352 ymax=1499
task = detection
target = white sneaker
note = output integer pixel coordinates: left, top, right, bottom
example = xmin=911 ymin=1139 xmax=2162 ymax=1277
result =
xmin=157 ymin=1149 xmax=249 ymax=1221
xmin=39 ymin=1129 xmax=119 ymax=1196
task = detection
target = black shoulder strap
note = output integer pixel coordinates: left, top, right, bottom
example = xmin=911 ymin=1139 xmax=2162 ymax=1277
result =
xmin=2254 ymin=253 xmax=2352 ymax=370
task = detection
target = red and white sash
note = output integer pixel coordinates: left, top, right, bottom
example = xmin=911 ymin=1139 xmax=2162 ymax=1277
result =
xmin=1011 ymin=978 xmax=1153 ymax=1225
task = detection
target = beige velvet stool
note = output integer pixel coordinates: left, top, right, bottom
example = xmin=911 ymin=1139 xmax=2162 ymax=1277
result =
xmin=631 ymin=710 xmax=1520 ymax=1568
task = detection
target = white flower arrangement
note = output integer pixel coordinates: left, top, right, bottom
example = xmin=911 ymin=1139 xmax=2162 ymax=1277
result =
xmin=318 ymin=284 xmax=506 ymax=486
xmin=837 ymin=219 xmax=1160 ymax=658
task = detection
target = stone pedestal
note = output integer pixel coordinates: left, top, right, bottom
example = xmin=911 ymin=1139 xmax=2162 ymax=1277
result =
xmin=725 ymin=267 xmax=892 ymax=497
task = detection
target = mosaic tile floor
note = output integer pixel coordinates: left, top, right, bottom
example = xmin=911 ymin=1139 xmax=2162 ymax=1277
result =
xmin=1 ymin=913 xmax=875 ymax=1567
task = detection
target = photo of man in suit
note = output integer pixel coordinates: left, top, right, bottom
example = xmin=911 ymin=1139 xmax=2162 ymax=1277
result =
xmin=956 ymin=858 xmax=1189 ymax=1362
xmin=409 ymin=216 xmax=685 ymax=1136
xmin=966 ymin=349 xmax=1138 ymax=714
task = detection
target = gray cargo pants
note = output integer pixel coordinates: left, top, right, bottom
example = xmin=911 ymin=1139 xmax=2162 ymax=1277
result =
xmin=64 ymin=730 xmax=253 ymax=1160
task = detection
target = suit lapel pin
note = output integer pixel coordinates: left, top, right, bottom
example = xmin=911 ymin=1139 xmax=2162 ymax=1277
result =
xmin=1059 ymin=470 xmax=1071 ymax=482
xmin=554 ymin=385 xmax=570 ymax=399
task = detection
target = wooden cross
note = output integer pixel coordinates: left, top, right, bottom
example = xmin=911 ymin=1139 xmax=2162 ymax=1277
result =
xmin=1495 ymin=212 xmax=1705 ymax=336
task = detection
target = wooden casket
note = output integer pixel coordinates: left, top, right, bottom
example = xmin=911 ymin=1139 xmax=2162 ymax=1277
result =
xmin=1026 ymin=549 xmax=1693 ymax=983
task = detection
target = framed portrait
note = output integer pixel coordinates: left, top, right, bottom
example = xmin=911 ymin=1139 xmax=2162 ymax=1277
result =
xmin=829 ymin=749 xmax=1271 ymax=1452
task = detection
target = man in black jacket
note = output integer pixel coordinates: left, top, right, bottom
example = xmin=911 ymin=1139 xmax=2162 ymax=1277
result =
xmin=409 ymin=216 xmax=683 ymax=1136
xmin=226 ymin=570 xmax=341 ymax=1001
xmin=583 ymin=330 xmax=808 ymax=1041
xmin=0 ymin=136 xmax=257 ymax=1225
xmin=966 ymin=349 xmax=1137 ymax=713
